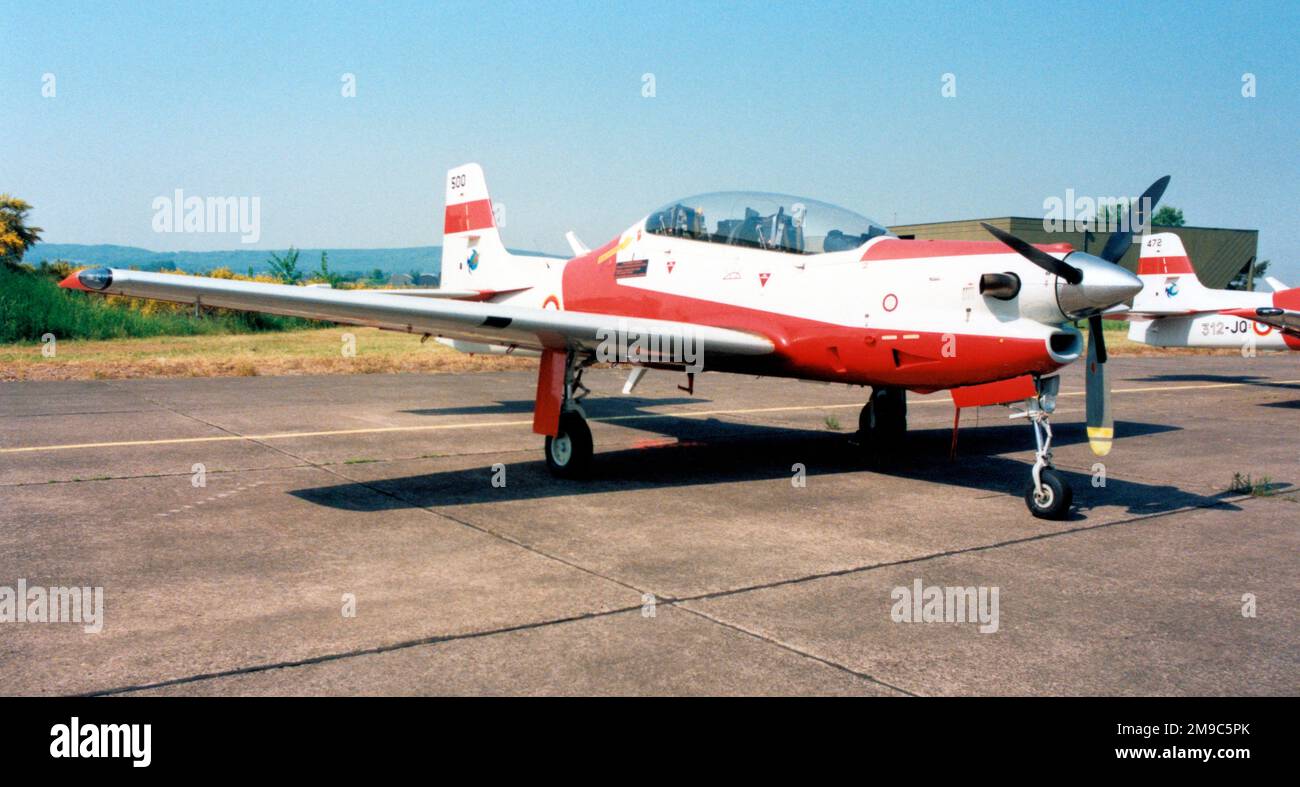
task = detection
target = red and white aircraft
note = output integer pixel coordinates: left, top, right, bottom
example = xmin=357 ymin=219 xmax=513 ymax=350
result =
xmin=1126 ymin=233 xmax=1300 ymax=351
xmin=60 ymin=165 xmax=1169 ymax=519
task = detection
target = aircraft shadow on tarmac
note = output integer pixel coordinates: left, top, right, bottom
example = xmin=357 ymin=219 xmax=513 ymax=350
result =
xmin=1258 ymin=399 xmax=1300 ymax=409
xmin=292 ymin=403 xmax=1237 ymax=521
xmin=401 ymin=396 xmax=706 ymax=418
xmin=1127 ymin=373 xmax=1298 ymax=407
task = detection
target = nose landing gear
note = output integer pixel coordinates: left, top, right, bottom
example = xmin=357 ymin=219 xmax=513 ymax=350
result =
xmin=1012 ymin=376 xmax=1073 ymax=520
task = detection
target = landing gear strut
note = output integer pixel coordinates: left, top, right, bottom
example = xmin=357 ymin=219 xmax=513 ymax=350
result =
xmin=543 ymin=352 xmax=594 ymax=478
xmin=858 ymin=386 xmax=907 ymax=447
xmin=1012 ymin=376 xmax=1072 ymax=520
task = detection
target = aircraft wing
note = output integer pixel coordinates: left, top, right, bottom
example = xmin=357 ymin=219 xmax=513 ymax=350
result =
xmin=59 ymin=268 xmax=774 ymax=359
xmin=370 ymin=286 xmax=532 ymax=301
xmin=1219 ymin=307 xmax=1300 ymax=337
xmin=1123 ymin=305 xmax=1214 ymax=319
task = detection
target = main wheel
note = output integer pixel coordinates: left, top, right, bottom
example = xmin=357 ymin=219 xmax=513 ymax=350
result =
xmin=857 ymin=387 xmax=907 ymax=446
xmin=544 ymin=411 xmax=593 ymax=478
xmin=1024 ymin=467 xmax=1073 ymax=520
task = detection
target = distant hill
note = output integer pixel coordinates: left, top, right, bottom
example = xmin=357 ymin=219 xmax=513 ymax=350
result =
xmin=27 ymin=244 xmax=563 ymax=281
xmin=27 ymin=244 xmax=447 ymax=279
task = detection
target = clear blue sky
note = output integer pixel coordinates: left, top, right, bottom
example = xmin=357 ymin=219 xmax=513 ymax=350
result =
xmin=3 ymin=0 xmax=1297 ymax=279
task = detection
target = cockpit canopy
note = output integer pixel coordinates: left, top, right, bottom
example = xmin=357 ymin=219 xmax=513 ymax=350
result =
xmin=644 ymin=191 xmax=892 ymax=255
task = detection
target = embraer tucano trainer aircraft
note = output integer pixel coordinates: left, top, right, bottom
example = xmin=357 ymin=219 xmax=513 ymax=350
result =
xmin=1126 ymin=233 xmax=1300 ymax=351
xmin=60 ymin=165 xmax=1172 ymax=519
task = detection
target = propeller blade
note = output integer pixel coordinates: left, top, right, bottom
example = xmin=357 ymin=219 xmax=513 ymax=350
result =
xmin=980 ymin=222 xmax=1083 ymax=284
xmin=1085 ymin=323 xmax=1114 ymax=456
xmin=1088 ymin=314 xmax=1108 ymax=364
xmin=1098 ymin=175 xmax=1171 ymax=264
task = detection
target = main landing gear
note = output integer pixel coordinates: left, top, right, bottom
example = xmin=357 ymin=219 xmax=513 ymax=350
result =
xmin=1011 ymin=375 xmax=1072 ymax=520
xmin=858 ymin=386 xmax=907 ymax=448
xmin=543 ymin=353 xmax=594 ymax=478
xmin=545 ymin=411 xmax=593 ymax=478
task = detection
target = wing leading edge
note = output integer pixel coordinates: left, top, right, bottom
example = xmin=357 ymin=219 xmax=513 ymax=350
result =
xmin=58 ymin=268 xmax=774 ymax=359
xmin=1219 ymin=307 xmax=1300 ymax=337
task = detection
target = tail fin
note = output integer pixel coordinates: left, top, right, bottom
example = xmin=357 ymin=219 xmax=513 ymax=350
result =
xmin=440 ymin=163 xmax=537 ymax=293
xmin=1132 ymin=232 xmax=1206 ymax=312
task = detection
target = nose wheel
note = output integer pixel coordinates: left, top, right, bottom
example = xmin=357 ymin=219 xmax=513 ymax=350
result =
xmin=1025 ymin=466 xmax=1071 ymax=519
xmin=1012 ymin=377 xmax=1073 ymax=520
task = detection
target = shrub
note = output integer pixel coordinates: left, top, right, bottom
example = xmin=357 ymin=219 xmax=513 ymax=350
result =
xmin=0 ymin=264 xmax=318 ymax=342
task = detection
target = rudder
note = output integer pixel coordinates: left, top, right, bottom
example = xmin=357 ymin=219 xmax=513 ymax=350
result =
xmin=440 ymin=163 xmax=512 ymax=292
xmin=1133 ymin=232 xmax=1206 ymax=312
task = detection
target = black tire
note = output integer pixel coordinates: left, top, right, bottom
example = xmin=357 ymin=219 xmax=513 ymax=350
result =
xmin=1024 ymin=467 xmax=1073 ymax=520
xmin=857 ymin=388 xmax=907 ymax=446
xmin=544 ymin=412 xmax=593 ymax=478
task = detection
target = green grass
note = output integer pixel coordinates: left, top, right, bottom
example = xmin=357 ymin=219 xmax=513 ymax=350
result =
xmin=1229 ymin=472 xmax=1279 ymax=497
xmin=0 ymin=264 xmax=316 ymax=343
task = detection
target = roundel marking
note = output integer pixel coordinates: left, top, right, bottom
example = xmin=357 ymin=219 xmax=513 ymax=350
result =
xmin=882 ymin=293 xmax=899 ymax=312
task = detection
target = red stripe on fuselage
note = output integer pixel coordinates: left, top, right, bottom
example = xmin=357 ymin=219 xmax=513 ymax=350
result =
xmin=862 ymin=238 xmax=1073 ymax=261
xmin=444 ymin=199 xmax=494 ymax=234
xmin=562 ymin=238 xmax=1067 ymax=388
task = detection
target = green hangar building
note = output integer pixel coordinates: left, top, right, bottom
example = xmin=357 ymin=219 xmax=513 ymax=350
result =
xmin=887 ymin=218 xmax=1260 ymax=290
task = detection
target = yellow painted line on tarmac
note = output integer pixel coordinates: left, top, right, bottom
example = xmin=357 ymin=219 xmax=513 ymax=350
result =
xmin=3 ymin=379 xmax=1296 ymax=455
xmin=1071 ymin=380 xmax=1300 ymax=396
xmin=0 ymin=419 xmax=536 ymax=454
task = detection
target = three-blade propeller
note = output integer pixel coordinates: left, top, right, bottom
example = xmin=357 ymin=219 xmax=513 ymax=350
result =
xmin=1084 ymin=175 xmax=1170 ymax=368
xmin=982 ymin=177 xmax=1171 ymax=456
xmin=1097 ymin=175 xmax=1170 ymax=265
xmin=980 ymin=222 xmax=1084 ymax=285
